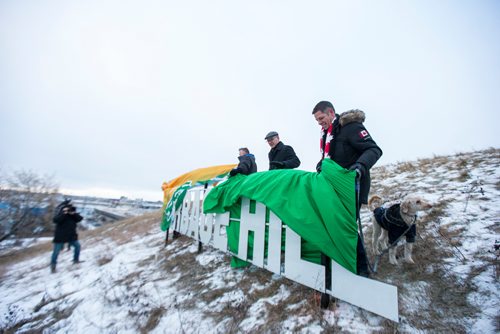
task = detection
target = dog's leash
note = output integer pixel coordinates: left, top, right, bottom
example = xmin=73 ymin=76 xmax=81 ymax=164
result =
xmin=355 ymin=177 xmax=417 ymax=274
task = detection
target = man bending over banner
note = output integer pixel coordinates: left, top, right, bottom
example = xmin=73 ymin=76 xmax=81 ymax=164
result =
xmin=312 ymin=100 xmax=383 ymax=278
xmin=230 ymin=147 xmax=257 ymax=177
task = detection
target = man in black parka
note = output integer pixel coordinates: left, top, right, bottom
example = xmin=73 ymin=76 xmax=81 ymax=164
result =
xmin=264 ymin=131 xmax=301 ymax=170
xmin=313 ymin=102 xmax=382 ymax=205
xmin=229 ymin=147 xmax=258 ymax=176
xmin=312 ymin=100 xmax=382 ymax=280
xmin=50 ymin=201 xmax=83 ymax=273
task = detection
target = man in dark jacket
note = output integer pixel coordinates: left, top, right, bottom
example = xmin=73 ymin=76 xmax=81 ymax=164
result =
xmin=229 ymin=147 xmax=257 ymax=176
xmin=50 ymin=201 xmax=83 ymax=273
xmin=312 ymin=100 xmax=382 ymax=280
xmin=313 ymin=102 xmax=382 ymax=205
xmin=264 ymin=131 xmax=301 ymax=170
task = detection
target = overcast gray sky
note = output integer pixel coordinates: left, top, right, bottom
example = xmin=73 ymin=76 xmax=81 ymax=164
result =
xmin=1 ymin=0 xmax=499 ymax=201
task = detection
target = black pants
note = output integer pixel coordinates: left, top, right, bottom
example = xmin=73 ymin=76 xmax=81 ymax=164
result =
xmin=355 ymin=198 xmax=369 ymax=276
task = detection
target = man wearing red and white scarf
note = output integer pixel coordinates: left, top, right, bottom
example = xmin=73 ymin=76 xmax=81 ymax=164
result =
xmin=312 ymin=100 xmax=382 ymax=280
xmin=313 ymin=101 xmax=382 ymax=205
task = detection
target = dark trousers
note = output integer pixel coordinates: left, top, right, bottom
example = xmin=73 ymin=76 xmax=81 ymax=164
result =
xmin=51 ymin=241 xmax=80 ymax=265
xmin=355 ymin=196 xmax=369 ymax=276
xmin=356 ymin=234 xmax=369 ymax=276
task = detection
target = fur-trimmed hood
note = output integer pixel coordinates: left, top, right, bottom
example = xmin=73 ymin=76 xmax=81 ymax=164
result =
xmin=339 ymin=109 xmax=365 ymax=127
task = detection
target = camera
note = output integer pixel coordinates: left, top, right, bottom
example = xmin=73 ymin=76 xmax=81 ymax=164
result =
xmin=62 ymin=205 xmax=76 ymax=214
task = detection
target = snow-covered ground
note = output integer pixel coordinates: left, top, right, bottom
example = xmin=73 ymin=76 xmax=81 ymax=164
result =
xmin=0 ymin=237 xmax=52 ymax=255
xmin=0 ymin=149 xmax=499 ymax=333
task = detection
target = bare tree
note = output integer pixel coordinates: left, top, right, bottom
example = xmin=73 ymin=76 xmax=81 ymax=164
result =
xmin=0 ymin=169 xmax=59 ymax=242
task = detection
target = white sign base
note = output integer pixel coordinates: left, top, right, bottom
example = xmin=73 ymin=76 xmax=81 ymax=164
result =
xmin=171 ymin=188 xmax=399 ymax=322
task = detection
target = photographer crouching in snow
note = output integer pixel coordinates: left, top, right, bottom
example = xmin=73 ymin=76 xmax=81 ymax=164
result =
xmin=50 ymin=200 xmax=83 ymax=273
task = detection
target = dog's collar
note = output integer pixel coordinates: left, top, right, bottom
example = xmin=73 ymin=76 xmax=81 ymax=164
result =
xmin=384 ymin=204 xmax=412 ymax=227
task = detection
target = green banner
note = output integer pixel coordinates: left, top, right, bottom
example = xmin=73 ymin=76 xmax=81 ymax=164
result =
xmin=203 ymin=159 xmax=358 ymax=273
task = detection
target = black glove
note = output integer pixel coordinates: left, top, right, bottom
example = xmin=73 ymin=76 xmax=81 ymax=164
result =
xmin=316 ymin=160 xmax=322 ymax=173
xmin=349 ymin=162 xmax=366 ymax=178
xmin=270 ymin=161 xmax=285 ymax=169
xmin=229 ymin=168 xmax=240 ymax=177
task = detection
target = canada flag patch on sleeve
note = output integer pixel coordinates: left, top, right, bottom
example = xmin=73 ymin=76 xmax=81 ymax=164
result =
xmin=359 ymin=130 xmax=369 ymax=138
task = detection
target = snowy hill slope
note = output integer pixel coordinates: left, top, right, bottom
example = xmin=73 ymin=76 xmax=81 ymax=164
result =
xmin=0 ymin=148 xmax=499 ymax=333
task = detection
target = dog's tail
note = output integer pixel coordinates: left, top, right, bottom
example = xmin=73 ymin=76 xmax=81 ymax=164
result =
xmin=368 ymin=195 xmax=384 ymax=211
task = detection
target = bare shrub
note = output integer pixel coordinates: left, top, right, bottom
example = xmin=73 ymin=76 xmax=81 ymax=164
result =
xmin=455 ymin=169 xmax=471 ymax=182
xmin=396 ymin=162 xmax=417 ymax=173
xmin=430 ymin=155 xmax=450 ymax=168
xmin=97 ymin=255 xmax=114 ymax=266
xmin=481 ymin=147 xmax=499 ymax=156
xmin=0 ymin=169 xmax=59 ymax=242
xmin=417 ymin=157 xmax=433 ymax=167
xmin=456 ymin=158 xmax=468 ymax=169
xmin=140 ymin=306 xmax=166 ymax=334
xmin=374 ymin=165 xmax=388 ymax=178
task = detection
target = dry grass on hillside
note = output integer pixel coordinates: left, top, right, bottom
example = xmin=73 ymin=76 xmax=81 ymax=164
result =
xmin=364 ymin=148 xmax=499 ymax=333
xmin=82 ymin=210 xmax=162 ymax=245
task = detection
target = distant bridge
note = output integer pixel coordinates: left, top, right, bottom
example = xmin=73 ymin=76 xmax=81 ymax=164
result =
xmin=94 ymin=209 xmax=126 ymax=221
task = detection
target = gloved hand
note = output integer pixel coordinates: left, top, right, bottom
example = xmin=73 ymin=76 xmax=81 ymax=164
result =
xmin=229 ymin=168 xmax=240 ymax=177
xmin=349 ymin=162 xmax=365 ymax=178
xmin=270 ymin=161 xmax=285 ymax=169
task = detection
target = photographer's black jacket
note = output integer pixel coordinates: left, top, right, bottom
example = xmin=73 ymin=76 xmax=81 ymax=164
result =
xmin=53 ymin=212 xmax=83 ymax=243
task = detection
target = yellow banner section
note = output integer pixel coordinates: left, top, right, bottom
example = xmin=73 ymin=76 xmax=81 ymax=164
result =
xmin=162 ymin=164 xmax=237 ymax=205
